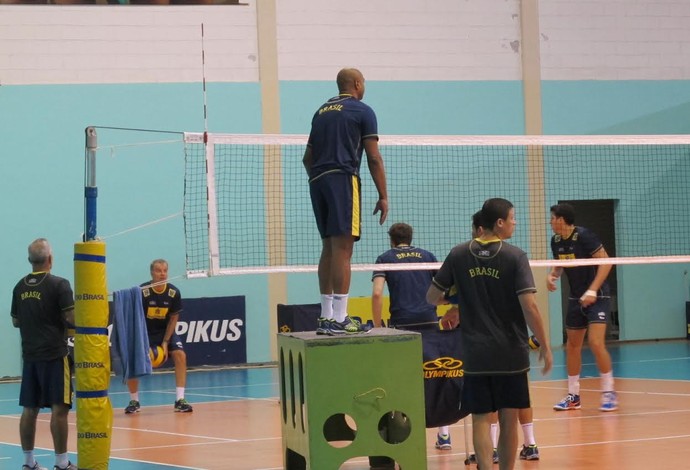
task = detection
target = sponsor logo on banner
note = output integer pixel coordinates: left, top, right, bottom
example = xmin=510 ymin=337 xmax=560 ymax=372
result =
xmin=422 ymin=356 xmax=464 ymax=379
xmin=69 ymin=295 xmax=247 ymax=367
xmin=174 ymin=296 xmax=246 ymax=366
xmin=176 ymin=318 xmax=244 ymax=343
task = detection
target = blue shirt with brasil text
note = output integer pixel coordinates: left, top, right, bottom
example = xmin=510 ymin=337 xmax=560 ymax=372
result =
xmin=307 ymin=94 xmax=378 ymax=179
xmin=373 ymin=246 xmax=438 ymax=327
xmin=551 ymin=226 xmax=610 ymax=298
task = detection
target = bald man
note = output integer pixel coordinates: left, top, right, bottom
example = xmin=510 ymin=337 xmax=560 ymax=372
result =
xmin=303 ymin=68 xmax=388 ymax=335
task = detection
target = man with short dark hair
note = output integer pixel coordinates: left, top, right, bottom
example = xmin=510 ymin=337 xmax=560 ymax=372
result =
xmin=371 ymin=222 xmax=452 ymax=449
xmin=427 ymin=198 xmax=552 ymax=470
xmin=548 ymin=203 xmax=617 ymax=412
xmin=11 ymin=238 xmax=77 ymax=470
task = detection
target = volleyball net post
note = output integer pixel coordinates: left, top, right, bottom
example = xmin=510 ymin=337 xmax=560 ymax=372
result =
xmin=73 ymin=126 xmax=113 ymax=470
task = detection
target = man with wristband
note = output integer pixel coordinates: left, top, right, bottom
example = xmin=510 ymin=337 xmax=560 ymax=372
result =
xmin=548 ymin=203 xmax=617 ymax=412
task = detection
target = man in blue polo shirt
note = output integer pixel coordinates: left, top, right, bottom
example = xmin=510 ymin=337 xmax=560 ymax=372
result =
xmin=303 ymin=67 xmax=388 ymax=335
xmin=371 ymin=222 xmax=454 ymax=450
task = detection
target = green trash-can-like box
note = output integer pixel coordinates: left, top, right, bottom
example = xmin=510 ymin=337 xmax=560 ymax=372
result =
xmin=278 ymin=329 xmax=428 ymax=470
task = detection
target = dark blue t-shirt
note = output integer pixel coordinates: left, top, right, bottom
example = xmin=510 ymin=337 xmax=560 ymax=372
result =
xmin=373 ymin=246 xmax=438 ymax=327
xmin=140 ymin=283 xmax=183 ymax=337
xmin=307 ymin=94 xmax=378 ymax=180
xmin=551 ymin=226 xmax=610 ymax=298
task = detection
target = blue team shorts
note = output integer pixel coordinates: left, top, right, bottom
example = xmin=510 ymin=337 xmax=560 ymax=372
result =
xmin=149 ymin=332 xmax=185 ymax=351
xmin=309 ymin=171 xmax=361 ymax=240
xmin=565 ymin=296 xmax=611 ymax=329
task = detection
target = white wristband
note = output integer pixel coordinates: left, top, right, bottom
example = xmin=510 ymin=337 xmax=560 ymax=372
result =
xmin=581 ymin=290 xmax=597 ymax=300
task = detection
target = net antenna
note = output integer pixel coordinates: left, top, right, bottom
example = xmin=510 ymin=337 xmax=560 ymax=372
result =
xmin=200 ymin=23 xmax=221 ymax=275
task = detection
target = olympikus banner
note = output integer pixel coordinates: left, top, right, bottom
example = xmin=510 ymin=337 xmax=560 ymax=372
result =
xmin=178 ymin=296 xmax=247 ymax=366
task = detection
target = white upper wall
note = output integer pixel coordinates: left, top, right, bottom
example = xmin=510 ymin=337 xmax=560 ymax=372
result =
xmin=539 ymin=0 xmax=690 ymax=80
xmin=276 ymin=0 xmax=522 ymax=81
xmin=0 ymin=5 xmax=258 ymax=85
xmin=1 ymin=0 xmax=690 ymax=85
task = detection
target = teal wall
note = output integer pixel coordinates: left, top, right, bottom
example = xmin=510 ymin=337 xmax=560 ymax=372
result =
xmin=541 ymin=80 xmax=690 ymax=344
xmin=2 ymin=79 xmax=690 ymax=377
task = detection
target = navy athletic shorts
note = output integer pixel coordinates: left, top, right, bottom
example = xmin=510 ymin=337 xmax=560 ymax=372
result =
xmin=565 ymin=296 xmax=611 ymax=329
xmin=19 ymin=356 xmax=73 ymax=409
xmin=309 ymin=171 xmax=361 ymax=240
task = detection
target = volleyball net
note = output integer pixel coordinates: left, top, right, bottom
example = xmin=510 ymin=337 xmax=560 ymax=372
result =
xmin=183 ymin=133 xmax=690 ymax=277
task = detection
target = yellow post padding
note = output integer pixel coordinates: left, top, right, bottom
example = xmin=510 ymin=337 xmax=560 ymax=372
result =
xmin=74 ymin=241 xmax=112 ymax=470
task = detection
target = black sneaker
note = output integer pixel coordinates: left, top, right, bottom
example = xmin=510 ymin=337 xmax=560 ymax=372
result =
xmin=519 ymin=444 xmax=540 ymax=460
xmin=174 ymin=398 xmax=193 ymax=412
xmin=468 ymin=448 xmax=498 ymax=464
xmin=124 ymin=400 xmax=140 ymax=414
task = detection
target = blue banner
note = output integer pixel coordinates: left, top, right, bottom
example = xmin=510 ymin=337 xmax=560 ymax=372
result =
xmin=70 ymin=295 xmax=247 ymax=368
xmin=176 ymin=296 xmax=247 ymax=366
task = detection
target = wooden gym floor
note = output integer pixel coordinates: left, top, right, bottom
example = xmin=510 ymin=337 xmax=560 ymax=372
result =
xmin=2 ymin=339 xmax=690 ymax=469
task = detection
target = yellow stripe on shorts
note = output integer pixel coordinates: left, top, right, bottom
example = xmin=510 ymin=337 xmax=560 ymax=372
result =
xmin=63 ymin=355 xmax=71 ymax=404
xmin=351 ymin=175 xmax=360 ymax=237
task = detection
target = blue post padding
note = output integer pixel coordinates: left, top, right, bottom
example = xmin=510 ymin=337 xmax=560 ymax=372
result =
xmin=75 ymin=327 xmax=109 ymax=336
xmin=85 ymin=186 xmax=98 ymax=241
xmin=76 ymin=390 xmax=109 ymax=399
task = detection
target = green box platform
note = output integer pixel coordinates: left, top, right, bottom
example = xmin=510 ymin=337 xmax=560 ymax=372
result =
xmin=278 ymin=328 xmax=427 ymax=470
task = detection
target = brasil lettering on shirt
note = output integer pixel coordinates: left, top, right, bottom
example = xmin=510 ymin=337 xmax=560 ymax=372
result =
xmin=318 ymin=104 xmax=344 ymax=114
xmin=468 ymin=266 xmax=500 ymax=279
xmin=21 ymin=291 xmax=41 ymax=301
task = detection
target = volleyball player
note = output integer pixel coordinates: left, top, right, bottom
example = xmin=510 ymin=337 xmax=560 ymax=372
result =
xmin=371 ymin=222 xmax=452 ymax=449
xmin=303 ymin=67 xmax=388 ymax=335
xmin=427 ymin=198 xmax=552 ymax=470
xmin=548 ymin=203 xmax=618 ymax=412
xmin=125 ymin=259 xmax=193 ymax=414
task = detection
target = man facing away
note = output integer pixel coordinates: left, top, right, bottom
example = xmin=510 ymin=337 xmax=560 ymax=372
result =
xmin=303 ymin=67 xmax=388 ymax=335
xmin=11 ymin=238 xmax=77 ymax=470
xmin=371 ymin=222 xmax=453 ymax=450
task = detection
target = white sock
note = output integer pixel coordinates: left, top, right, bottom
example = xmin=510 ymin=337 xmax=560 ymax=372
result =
xmin=55 ymin=452 xmax=69 ymax=468
xmin=333 ymin=294 xmax=349 ymax=322
xmin=130 ymin=392 xmax=139 ymax=402
xmin=438 ymin=425 xmax=449 ymax=436
xmin=568 ymin=375 xmax=581 ymax=395
xmin=176 ymin=387 xmax=185 ymax=401
xmin=490 ymin=423 xmax=498 ymax=448
xmin=521 ymin=422 xmax=536 ymax=446
xmin=320 ymin=294 xmax=334 ymax=319
xmin=24 ymin=450 xmax=35 ymax=467
xmin=601 ymin=371 xmax=614 ymax=392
